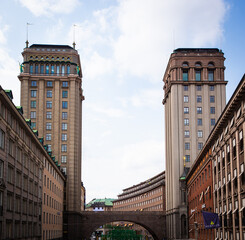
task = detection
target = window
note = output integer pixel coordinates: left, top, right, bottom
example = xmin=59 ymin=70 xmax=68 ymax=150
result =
xmin=197 ymin=118 xmax=202 ymax=126
xmin=198 ymin=142 xmax=203 ymax=150
xmin=46 ymin=123 xmax=52 ymax=130
xmin=62 ymin=66 xmax=65 ymax=76
xmin=30 ymin=101 xmax=36 ymax=108
xmin=62 ymin=81 xmax=68 ymax=87
xmin=46 ymin=134 xmax=51 ymax=141
xmin=8 ymin=165 xmax=14 ymax=184
xmin=211 ymin=118 xmax=215 ymax=126
xmin=46 ymin=101 xmax=52 ymax=109
xmin=208 ymin=70 xmax=214 ymax=81
xmin=210 ymin=85 xmax=214 ymax=91
xmin=62 ymin=112 xmax=68 ymax=120
xmin=47 ymin=81 xmax=53 ymax=87
xmin=61 ymin=144 xmax=67 ymax=152
xmin=30 ymin=111 xmax=36 ymax=119
xmin=184 ymin=118 xmax=189 ymax=126
xmin=46 ymin=65 xmax=49 ymax=74
xmin=0 ymin=160 xmax=3 ymax=177
xmin=197 ymin=95 xmax=202 ymax=103
xmin=61 ymin=156 xmax=67 ymax=163
xmin=184 ymin=130 xmax=190 ymax=138
xmin=210 ymin=95 xmax=215 ymax=103
xmin=232 ymin=138 xmax=236 ymax=158
xmin=56 ymin=66 xmax=60 ymax=75
xmin=183 ymin=85 xmax=188 ymax=91
xmin=197 ymin=107 xmax=202 ymax=114
xmin=31 ymin=90 xmax=37 ymax=97
xmin=185 ymin=142 xmax=190 ymax=150
xmin=47 ymin=145 xmax=51 ymax=152
xmin=47 ymin=90 xmax=52 ymax=98
xmin=184 ymin=107 xmax=189 ymax=114
xmin=62 ymin=101 xmax=68 ymax=109
xmin=196 ymin=85 xmax=201 ymax=91
xmin=195 ymin=70 xmax=201 ymax=81
xmin=62 ymin=167 xmax=67 ymax=175
xmin=30 ymin=65 xmax=33 ymax=74
xmin=210 ymin=107 xmax=215 ymax=114
xmin=62 ymin=134 xmax=67 ymax=141
xmin=185 ymin=155 xmax=190 ymax=162
xmin=183 ymin=70 xmax=188 ymax=81
xmin=31 ymin=122 xmax=36 ymax=129
xmin=7 ymin=193 xmax=13 ymax=211
xmin=239 ymin=130 xmax=243 ymax=151
xmin=35 ymin=65 xmax=38 ymax=74
xmin=67 ymin=65 xmax=70 ymax=74
xmin=46 ymin=112 xmax=52 ymax=119
xmin=8 ymin=139 xmax=14 ymax=156
xmin=62 ymin=91 xmax=68 ymax=98
xmin=197 ymin=130 xmax=203 ymax=138
xmin=62 ymin=123 xmax=67 ymax=130
xmin=31 ymin=81 xmax=37 ymax=87
xmin=51 ymin=65 xmax=54 ymax=75
xmin=0 ymin=128 xmax=5 ymax=149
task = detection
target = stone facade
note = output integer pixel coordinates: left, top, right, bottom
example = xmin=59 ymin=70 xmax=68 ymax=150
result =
xmin=163 ymin=48 xmax=227 ymax=239
xmin=0 ymin=86 xmax=64 ymax=239
xmin=18 ymin=44 xmax=84 ymax=212
xmin=186 ymin=74 xmax=245 ymax=239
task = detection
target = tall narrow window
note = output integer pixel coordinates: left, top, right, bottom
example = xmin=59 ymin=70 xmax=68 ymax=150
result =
xmin=46 ymin=65 xmax=49 ymax=74
xmin=47 ymin=90 xmax=52 ymax=98
xmin=210 ymin=107 xmax=215 ymax=114
xmin=197 ymin=95 xmax=202 ymax=103
xmin=35 ymin=64 xmax=38 ymax=74
xmin=40 ymin=65 xmax=44 ymax=74
xmin=184 ymin=107 xmax=189 ymax=114
xmin=183 ymin=70 xmax=188 ymax=81
xmin=195 ymin=70 xmax=201 ymax=81
xmin=62 ymin=66 xmax=65 ymax=76
xmin=208 ymin=70 xmax=214 ymax=81
xmin=184 ymin=118 xmax=189 ymax=126
xmin=46 ymin=101 xmax=52 ymax=109
xmin=197 ymin=118 xmax=202 ymax=126
xmin=62 ymin=101 xmax=68 ymax=109
xmin=30 ymin=65 xmax=33 ymax=74
xmin=51 ymin=65 xmax=54 ymax=75
xmin=67 ymin=65 xmax=70 ymax=74
xmin=0 ymin=129 xmax=5 ymax=149
xmin=31 ymin=90 xmax=37 ymax=98
xmin=31 ymin=81 xmax=37 ymax=87
xmin=197 ymin=107 xmax=202 ymax=114
xmin=56 ymin=66 xmax=60 ymax=75
xmin=31 ymin=101 xmax=36 ymax=108
xmin=210 ymin=96 xmax=215 ymax=103
xmin=211 ymin=118 xmax=215 ymax=126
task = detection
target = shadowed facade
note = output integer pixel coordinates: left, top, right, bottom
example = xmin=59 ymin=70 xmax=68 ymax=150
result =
xmin=64 ymin=211 xmax=166 ymax=240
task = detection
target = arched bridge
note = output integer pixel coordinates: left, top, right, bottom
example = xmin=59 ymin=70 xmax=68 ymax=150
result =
xmin=64 ymin=211 xmax=166 ymax=240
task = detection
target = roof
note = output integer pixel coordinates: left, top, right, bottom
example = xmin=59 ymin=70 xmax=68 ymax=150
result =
xmin=173 ymin=48 xmax=221 ymax=53
xmin=29 ymin=44 xmax=74 ymax=49
xmin=86 ymin=198 xmax=115 ymax=208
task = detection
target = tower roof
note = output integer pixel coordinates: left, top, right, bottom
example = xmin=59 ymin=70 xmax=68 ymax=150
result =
xmin=29 ymin=44 xmax=74 ymax=50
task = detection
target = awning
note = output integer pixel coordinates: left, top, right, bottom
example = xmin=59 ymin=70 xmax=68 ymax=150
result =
xmin=239 ymin=206 xmax=245 ymax=212
xmin=199 ymin=191 xmax=203 ymax=201
xmin=205 ymin=186 xmax=210 ymax=195
xmin=227 ymin=209 xmax=232 ymax=215
xmin=232 ymin=208 xmax=238 ymax=214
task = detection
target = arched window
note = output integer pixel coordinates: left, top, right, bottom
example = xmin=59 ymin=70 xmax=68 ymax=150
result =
xmin=51 ymin=65 xmax=54 ymax=75
xmin=67 ymin=65 xmax=70 ymax=75
xmin=30 ymin=64 xmax=33 ymax=74
xmin=208 ymin=62 xmax=215 ymax=67
xmin=182 ymin=62 xmax=189 ymax=67
xmin=40 ymin=65 xmax=44 ymax=74
xmin=195 ymin=62 xmax=202 ymax=67
xmin=46 ymin=65 xmax=49 ymax=74
xmin=61 ymin=65 xmax=65 ymax=76
xmin=56 ymin=65 xmax=60 ymax=75
xmin=35 ymin=64 xmax=38 ymax=74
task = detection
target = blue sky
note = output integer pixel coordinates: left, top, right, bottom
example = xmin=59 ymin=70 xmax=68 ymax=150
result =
xmin=0 ymin=0 xmax=244 ymax=202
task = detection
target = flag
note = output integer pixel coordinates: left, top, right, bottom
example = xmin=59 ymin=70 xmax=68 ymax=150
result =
xmin=202 ymin=211 xmax=220 ymax=229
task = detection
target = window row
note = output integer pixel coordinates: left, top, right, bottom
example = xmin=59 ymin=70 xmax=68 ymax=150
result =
xmin=30 ymin=64 xmax=71 ymax=75
xmin=184 ymin=107 xmax=215 ymax=114
xmin=185 ymin=130 xmax=203 ymax=138
xmin=182 ymin=69 xmax=214 ymax=81
xmin=183 ymin=95 xmax=215 ymax=103
xmin=43 ymin=175 xmax=63 ymax=198
xmin=43 ymin=193 xmax=62 ymax=211
xmin=46 ymin=122 xmax=68 ymax=130
xmin=184 ymin=118 xmax=215 ymax=126
xmin=185 ymin=142 xmax=203 ymax=150
xmin=183 ymin=85 xmax=215 ymax=91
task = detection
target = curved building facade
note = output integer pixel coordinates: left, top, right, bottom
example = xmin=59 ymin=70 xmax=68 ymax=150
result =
xmin=113 ymin=171 xmax=165 ymax=212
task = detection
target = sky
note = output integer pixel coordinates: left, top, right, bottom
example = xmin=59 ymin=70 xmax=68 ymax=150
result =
xmin=0 ymin=0 xmax=245 ymax=203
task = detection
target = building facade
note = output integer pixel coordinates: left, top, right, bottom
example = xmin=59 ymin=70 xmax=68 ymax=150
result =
xmin=162 ymin=48 xmax=227 ymax=239
xmin=18 ymin=44 xmax=84 ymax=212
xmin=186 ymin=146 xmax=215 ymax=239
xmin=113 ymin=171 xmax=165 ymax=212
xmin=187 ymin=74 xmax=245 ymax=239
xmin=86 ymin=198 xmax=115 ymax=212
xmin=42 ymin=152 xmax=65 ymax=240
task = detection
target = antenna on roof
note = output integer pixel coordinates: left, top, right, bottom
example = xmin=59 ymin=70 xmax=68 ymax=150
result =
xmin=26 ymin=23 xmax=33 ymax=48
xmin=73 ymin=24 xmax=77 ymax=49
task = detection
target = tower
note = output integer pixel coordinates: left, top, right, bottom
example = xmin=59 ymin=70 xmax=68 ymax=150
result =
xmin=18 ymin=44 xmax=84 ymax=212
xmin=162 ymin=48 xmax=227 ymax=239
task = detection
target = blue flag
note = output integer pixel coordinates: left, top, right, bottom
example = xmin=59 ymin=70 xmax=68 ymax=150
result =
xmin=202 ymin=211 xmax=220 ymax=229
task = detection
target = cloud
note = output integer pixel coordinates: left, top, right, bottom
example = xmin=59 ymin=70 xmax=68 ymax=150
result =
xmin=19 ymin=0 xmax=80 ymax=16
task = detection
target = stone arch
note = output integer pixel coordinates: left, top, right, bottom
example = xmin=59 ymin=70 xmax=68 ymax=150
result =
xmin=65 ymin=211 xmax=166 ymax=240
